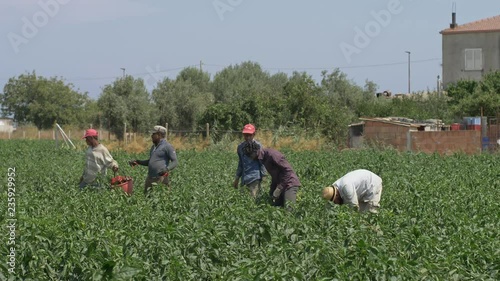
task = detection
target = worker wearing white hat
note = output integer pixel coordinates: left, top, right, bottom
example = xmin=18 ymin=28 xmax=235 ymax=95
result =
xmin=129 ymin=125 xmax=178 ymax=195
xmin=322 ymin=169 xmax=383 ymax=213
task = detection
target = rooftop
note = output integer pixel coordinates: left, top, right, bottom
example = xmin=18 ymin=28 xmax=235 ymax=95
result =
xmin=357 ymin=117 xmax=444 ymax=128
xmin=441 ymin=14 xmax=500 ymax=35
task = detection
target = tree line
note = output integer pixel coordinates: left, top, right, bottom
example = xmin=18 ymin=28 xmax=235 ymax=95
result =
xmin=1 ymin=61 xmax=499 ymax=144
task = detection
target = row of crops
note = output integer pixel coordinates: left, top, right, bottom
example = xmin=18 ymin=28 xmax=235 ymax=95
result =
xmin=1 ymin=140 xmax=499 ymax=280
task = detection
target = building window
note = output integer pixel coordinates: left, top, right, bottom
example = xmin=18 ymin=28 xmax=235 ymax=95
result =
xmin=464 ymin=48 xmax=482 ymax=71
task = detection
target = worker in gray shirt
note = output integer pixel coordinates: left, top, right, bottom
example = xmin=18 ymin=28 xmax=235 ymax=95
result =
xmin=130 ymin=125 xmax=178 ymax=195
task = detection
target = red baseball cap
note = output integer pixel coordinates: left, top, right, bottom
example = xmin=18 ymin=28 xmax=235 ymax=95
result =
xmin=82 ymin=129 xmax=98 ymax=139
xmin=242 ymin=124 xmax=255 ymax=134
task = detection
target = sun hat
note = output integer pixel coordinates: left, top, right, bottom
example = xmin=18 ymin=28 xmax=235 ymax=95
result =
xmin=322 ymin=186 xmax=336 ymax=201
xmin=242 ymin=124 xmax=256 ymax=134
xmin=150 ymin=125 xmax=167 ymax=134
xmin=82 ymin=129 xmax=98 ymax=139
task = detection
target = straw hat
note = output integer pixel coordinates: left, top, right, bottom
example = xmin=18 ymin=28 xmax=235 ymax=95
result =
xmin=322 ymin=186 xmax=336 ymax=201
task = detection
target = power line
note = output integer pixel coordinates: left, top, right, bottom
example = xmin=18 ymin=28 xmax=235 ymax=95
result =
xmin=0 ymin=65 xmax=198 ymax=82
xmin=0 ymin=58 xmax=441 ymax=82
xmin=204 ymin=58 xmax=441 ymax=71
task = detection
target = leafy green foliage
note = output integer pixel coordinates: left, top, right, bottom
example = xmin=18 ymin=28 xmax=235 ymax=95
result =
xmin=98 ymin=76 xmax=153 ymax=139
xmin=446 ymin=71 xmax=500 ymax=117
xmin=389 ymin=93 xmax=452 ymax=123
xmin=1 ymin=140 xmax=499 ymax=280
xmin=4 ymin=65 xmax=500 ymax=146
xmin=153 ymin=70 xmax=214 ymax=131
xmin=0 ymin=72 xmax=89 ymax=129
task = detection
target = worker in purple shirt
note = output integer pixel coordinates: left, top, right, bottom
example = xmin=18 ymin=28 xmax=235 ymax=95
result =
xmin=243 ymin=142 xmax=301 ymax=209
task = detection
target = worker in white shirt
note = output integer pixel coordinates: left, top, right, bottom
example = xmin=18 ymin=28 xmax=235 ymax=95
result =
xmin=322 ymin=169 xmax=383 ymax=213
xmin=79 ymin=129 xmax=119 ymax=189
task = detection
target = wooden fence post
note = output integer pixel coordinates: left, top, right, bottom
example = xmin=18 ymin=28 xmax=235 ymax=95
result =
xmin=123 ymin=123 xmax=127 ymax=145
xmin=206 ymin=123 xmax=210 ymax=139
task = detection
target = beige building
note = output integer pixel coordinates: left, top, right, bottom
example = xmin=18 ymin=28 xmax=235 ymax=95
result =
xmin=0 ymin=118 xmax=16 ymax=133
xmin=440 ymin=13 xmax=500 ymax=88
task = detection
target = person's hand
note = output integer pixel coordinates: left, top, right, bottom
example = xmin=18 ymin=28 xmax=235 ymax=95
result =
xmin=158 ymin=170 xmax=169 ymax=177
xmin=128 ymin=160 xmax=138 ymax=167
xmin=272 ymin=186 xmax=283 ymax=201
xmin=233 ymin=179 xmax=239 ymax=189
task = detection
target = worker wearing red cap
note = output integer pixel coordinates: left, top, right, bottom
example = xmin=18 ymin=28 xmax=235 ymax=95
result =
xmin=322 ymin=169 xmax=383 ymax=213
xmin=233 ymin=123 xmax=266 ymax=198
xmin=79 ymin=129 xmax=119 ymax=189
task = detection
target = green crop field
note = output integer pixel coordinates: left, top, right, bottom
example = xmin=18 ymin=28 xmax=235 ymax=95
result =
xmin=1 ymin=140 xmax=499 ymax=280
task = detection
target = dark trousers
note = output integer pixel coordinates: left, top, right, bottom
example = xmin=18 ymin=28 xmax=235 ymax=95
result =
xmin=144 ymin=175 xmax=170 ymax=195
xmin=269 ymin=186 xmax=299 ymax=207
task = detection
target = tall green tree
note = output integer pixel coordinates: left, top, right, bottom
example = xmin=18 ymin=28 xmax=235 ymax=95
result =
xmin=282 ymin=72 xmax=323 ymax=128
xmin=321 ymin=69 xmax=365 ymax=109
xmin=153 ymin=76 xmax=214 ymax=131
xmin=0 ymin=71 xmax=88 ymax=129
xmin=211 ymin=61 xmax=270 ymax=104
xmin=98 ymin=76 xmax=153 ymax=139
xmin=446 ymin=71 xmax=500 ymax=117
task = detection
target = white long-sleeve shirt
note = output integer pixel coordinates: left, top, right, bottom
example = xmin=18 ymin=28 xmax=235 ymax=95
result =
xmin=333 ymin=169 xmax=382 ymax=209
xmin=82 ymin=144 xmax=118 ymax=184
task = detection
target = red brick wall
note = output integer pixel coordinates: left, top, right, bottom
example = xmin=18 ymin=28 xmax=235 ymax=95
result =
xmin=363 ymin=121 xmax=409 ymax=150
xmin=363 ymin=121 xmax=482 ymax=154
xmin=410 ymin=130 xmax=481 ymax=155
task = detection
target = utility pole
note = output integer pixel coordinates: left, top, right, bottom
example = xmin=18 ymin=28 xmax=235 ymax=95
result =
xmin=120 ymin=68 xmax=126 ymax=78
xmin=199 ymin=60 xmax=203 ymax=72
xmin=405 ymin=51 xmax=411 ymax=94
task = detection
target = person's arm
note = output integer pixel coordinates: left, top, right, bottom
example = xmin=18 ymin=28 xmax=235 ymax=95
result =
xmin=259 ymin=162 xmax=267 ymax=178
xmin=340 ymin=183 xmax=359 ymax=211
xmin=135 ymin=159 xmax=149 ymax=166
xmin=165 ymin=145 xmax=178 ymax=171
xmin=134 ymin=146 xmax=153 ymax=166
xmin=102 ymin=147 xmax=119 ymax=171
xmin=234 ymin=146 xmax=243 ymax=187
xmin=255 ymin=142 xmax=267 ymax=177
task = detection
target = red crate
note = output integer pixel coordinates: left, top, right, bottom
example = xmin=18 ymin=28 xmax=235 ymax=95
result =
xmin=466 ymin=125 xmax=481 ymax=131
xmin=451 ymin=123 xmax=461 ymax=131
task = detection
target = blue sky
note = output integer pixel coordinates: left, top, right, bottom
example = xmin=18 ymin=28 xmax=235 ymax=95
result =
xmin=1 ymin=0 xmax=499 ymax=99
